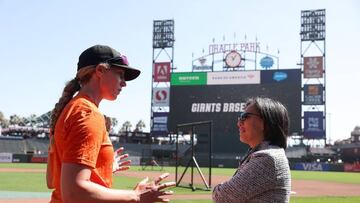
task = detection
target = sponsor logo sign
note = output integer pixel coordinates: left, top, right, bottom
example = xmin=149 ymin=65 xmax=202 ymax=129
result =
xmin=31 ymin=156 xmax=48 ymax=163
xmin=293 ymin=163 xmax=330 ymax=171
xmin=171 ymin=72 xmax=207 ymax=86
xmin=193 ymin=57 xmax=212 ymax=71
xmin=260 ymin=56 xmax=274 ymax=69
xmin=192 ymin=65 xmax=212 ymax=70
xmin=304 ymin=111 xmax=324 ymax=139
xmin=304 ymin=84 xmax=323 ymax=105
xmin=153 ymin=116 xmax=167 ymax=124
xmin=304 ymin=56 xmax=323 ymax=78
xmin=154 ymin=62 xmax=171 ymax=82
xmin=344 ymin=162 xmax=360 ymax=172
xmin=207 ymin=71 xmax=260 ymax=85
xmin=0 ymin=153 xmax=13 ymax=163
xmin=152 ymin=87 xmax=169 ymax=106
xmin=151 ymin=112 xmax=168 ymax=136
xmin=261 ymin=69 xmax=301 ymax=84
xmin=273 ymin=71 xmax=288 ymax=81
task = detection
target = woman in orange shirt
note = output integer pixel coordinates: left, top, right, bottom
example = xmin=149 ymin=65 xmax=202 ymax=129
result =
xmin=47 ymin=44 xmax=175 ymax=203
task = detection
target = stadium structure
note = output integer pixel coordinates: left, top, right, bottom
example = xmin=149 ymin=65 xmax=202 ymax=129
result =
xmin=1 ymin=9 xmax=359 ymax=173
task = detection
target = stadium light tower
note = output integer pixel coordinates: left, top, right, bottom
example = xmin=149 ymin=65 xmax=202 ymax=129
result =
xmin=150 ymin=20 xmax=175 ymax=138
xmin=300 ymin=9 xmax=327 ymax=146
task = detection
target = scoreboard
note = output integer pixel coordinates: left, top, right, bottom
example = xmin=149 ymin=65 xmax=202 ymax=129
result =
xmin=168 ymin=69 xmax=301 ymax=154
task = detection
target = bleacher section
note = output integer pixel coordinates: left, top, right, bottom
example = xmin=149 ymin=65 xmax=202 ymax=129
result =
xmin=25 ymin=139 xmax=49 ymax=154
xmin=0 ymin=138 xmax=190 ymax=158
xmin=285 ymin=146 xmax=307 ymax=159
xmin=0 ymin=139 xmax=25 ymax=154
xmin=309 ymin=147 xmax=336 ymax=156
xmin=0 ymin=138 xmax=49 ymax=154
xmin=112 ymin=142 xmax=190 ymax=157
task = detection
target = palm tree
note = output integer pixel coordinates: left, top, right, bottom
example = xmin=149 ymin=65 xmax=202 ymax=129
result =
xmin=120 ymin=121 xmax=132 ymax=132
xmin=111 ymin=117 xmax=118 ymax=130
xmin=0 ymin=111 xmax=10 ymax=128
xmin=9 ymin=114 xmax=25 ymax=126
xmin=135 ymin=120 xmax=146 ymax=132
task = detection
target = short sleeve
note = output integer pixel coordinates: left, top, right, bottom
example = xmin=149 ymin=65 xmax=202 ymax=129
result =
xmin=62 ymin=105 xmax=106 ymax=168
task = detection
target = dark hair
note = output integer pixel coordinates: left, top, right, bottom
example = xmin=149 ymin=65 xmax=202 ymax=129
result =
xmin=246 ymin=97 xmax=289 ymax=149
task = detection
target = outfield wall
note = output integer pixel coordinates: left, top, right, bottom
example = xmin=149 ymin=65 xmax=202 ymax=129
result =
xmin=1 ymin=138 xmax=359 ymax=172
xmin=2 ymin=151 xmax=360 ymax=172
xmin=0 ymin=153 xmax=47 ymax=163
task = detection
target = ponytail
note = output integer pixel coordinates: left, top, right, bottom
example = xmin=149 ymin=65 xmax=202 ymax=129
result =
xmin=50 ymin=65 xmax=97 ymax=134
xmin=50 ymin=78 xmax=81 ymax=133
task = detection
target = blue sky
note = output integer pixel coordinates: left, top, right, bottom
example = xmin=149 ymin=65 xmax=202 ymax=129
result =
xmin=0 ymin=0 xmax=359 ymax=143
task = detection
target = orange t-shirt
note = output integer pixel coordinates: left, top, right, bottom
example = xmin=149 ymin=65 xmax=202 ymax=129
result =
xmin=48 ymin=94 xmax=114 ymax=203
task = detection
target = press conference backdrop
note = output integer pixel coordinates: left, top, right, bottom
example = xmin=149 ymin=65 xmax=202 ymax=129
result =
xmin=168 ymin=69 xmax=301 ymax=154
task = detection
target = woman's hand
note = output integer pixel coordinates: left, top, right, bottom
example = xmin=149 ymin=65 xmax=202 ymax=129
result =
xmin=134 ymin=173 xmax=176 ymax=202
xmin=113 ymin=147 xmax=131 ymax=173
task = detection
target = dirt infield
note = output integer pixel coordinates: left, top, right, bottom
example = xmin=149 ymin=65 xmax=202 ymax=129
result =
xmin=1 ymin=168 xmax=360 ymax=202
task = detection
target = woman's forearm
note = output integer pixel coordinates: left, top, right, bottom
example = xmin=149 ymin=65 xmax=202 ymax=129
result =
xmin=62 ymin=179 xmax=140 ymax=203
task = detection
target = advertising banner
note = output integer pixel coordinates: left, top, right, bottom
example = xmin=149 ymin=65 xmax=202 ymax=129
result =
xmin=304 ymin=56 xmax=323 ymax=78
xmin=152 ymin=87 xmax=169 ymax=107
xmin=192 ymin=56 xmax=212 ymax=71
xmin=31 ymin=156 xmax=48 ymax=163
xmin=304 ymin=84 xmax=323 ymax=105
xmin=344 ymin=162 xmax=360 ymax=172
xmin=293 ymin=163 xmax=330 ymax=171
xmin=12 ymin=154 xmax=32 ymax=163
xmin=171 ymin=72 xmax=207 ymax=86
xmin=151 ymin=112 xmax=169 ymax=136
xmin=154 ymin=62 xmax=171 ymax=82
xmin=207 ymin=71 xmax=260 ymax=85
xmin=261 ymin=69 xmax=301 ymax=84
xmin=0 ymin=153 xmax=13 ymax=163
xmin=304 ymin=111 xmax=324 ymax=139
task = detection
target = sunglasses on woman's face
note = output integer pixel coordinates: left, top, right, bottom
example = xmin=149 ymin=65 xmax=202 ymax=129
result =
xmin=238 ymin=112 xmax=261 ymax=122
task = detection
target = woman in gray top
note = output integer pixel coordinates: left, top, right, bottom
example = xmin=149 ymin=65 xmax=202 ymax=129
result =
xmin=212 ymin=97 xmax=291 ymax=203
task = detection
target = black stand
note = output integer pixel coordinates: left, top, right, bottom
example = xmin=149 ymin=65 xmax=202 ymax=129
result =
xmin=175 ymin=121 xmax=212 ymax=191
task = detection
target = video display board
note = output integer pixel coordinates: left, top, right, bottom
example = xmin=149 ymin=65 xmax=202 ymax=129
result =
xmin=168 ymin=69 xmax=301 ymax=154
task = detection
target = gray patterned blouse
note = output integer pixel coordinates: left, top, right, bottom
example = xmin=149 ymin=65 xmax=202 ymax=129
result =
xmin=212 ymin=141 xmax=291 ymax=203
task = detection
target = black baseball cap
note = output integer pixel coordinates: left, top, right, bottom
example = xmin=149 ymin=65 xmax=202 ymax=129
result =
xmin=77 ymin=45 xmax=141 ymax=81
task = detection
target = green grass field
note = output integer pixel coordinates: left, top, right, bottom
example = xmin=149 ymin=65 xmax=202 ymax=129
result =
xmin=0 ymin=163 xmax=360 ymax=202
